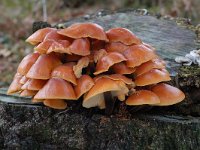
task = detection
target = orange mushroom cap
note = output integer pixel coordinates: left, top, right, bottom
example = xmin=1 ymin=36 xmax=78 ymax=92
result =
xmin=26 ymin=28 xmax=56 ymax=45
xmin=34 ymin=78 xmax=76 ymax=100
xmin=151 ymin=83 xmax=185 ymax=106
xmin=123 ymin=44 xmax=157 ymax=68
xmin=112 ymin=62 xmax=135 ymax=74
xmin=126 ymin=90 xmax=160 ymax=105
xmin=105 ymin=42 xmax=129 ymax=53
xmin=68 ymin=38 xmax=90 ymax=56
xmin=51 ymin=63 xmax=77 ymax=85
xmin=106 ymin=28 xmax=142 ymax=45
xmin=93 ymin=49 xmax=108 ymax=63
xmin=135 ymin=69 xmax=171 ymax=86
xmin=21 ymin=79 xmax=47 ymax=91
xmin=7 ymin=73 xmax=23 ymax=94
xmin=135 ymin=59 xmax=166 ymax=76
xmin=73 ymin=56 xmax=90 ymax=78
xmin=47 ymin=40 xmax=71 ymax=54
xmin=58 ymin=23 xmax=108 ymax=41
xmin=26 ymin=53 xmax=62 ymax=79
xmin=20 ymin=90 xmax=37 ymax=97
xmin=43 ymin=99 xmax=67 ymax=109
xmin=19 ymin=76 xmax=29 ymax=85
xmin=34 ymin=40 xmax=53 ymax=54
xmin=94 ymin=52 xmax=127 ymax=75
xmin=17 ymin=53 xmax=40 ymax=75
xmin=43 ymin=29 xmax=67 ymax=41
xmin=75 ymin=75 xmax=94 ymax=99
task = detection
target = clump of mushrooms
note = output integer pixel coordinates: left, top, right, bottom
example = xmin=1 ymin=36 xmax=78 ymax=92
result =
xmin=7 ymin=22 xmax=185 ymax=112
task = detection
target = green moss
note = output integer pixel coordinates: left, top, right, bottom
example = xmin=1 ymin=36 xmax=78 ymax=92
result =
xmin=178 ymin=65 xmax=200 ymax=78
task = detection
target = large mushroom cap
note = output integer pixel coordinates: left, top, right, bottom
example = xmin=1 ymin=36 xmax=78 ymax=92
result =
xmin=106 ymin=28 xmax=142 ymax=45
xmin=20 ymin=90 xmax=37 ymax=97
xmin=151 ymin=83 xmax=185 ymax=106
xmin=123 ymin=45 xmax=157 ymax=68
xmin=47 ymin=40 xmax=71 ymax=54
xmin=51 ymin=63 xmax=77 ymax=85
xmin=135 ymin=59 xmax=166 ymax=76
xmin=26 ymin=53 xmax=61 ymax=79
xmin=58 ymin=23 xmax=108 ymax=41
xmin=21 ymin=79 xmax=47 ymax=91
xmin=94 ymin=52 xmax=127 ymax=75
xmin=43 ymin=99 xmax=67 ymax=109
xmin=17 ymin=53 xmax=40 ymax=75
xmin=135 ymin=69 xmax=171 ymax=86
xmin=75 ymin=75 xmax=94 ymax=99
xmin=26 ymin=28 xmax=56 ymax=45
xmin=68 ymin=38 xmax=90 ymax=56
xmin=7 ymin=73 xmax=23 ymax=94
xmin=112 ymin=62 xmax=135 ymax=74
xmin=105 ymin=42 xmax=129 ymax=53
xmin=126 ymin=90 xmax=160 ymax=105
xmin=34 ymin=78 xmax=76 ymax=100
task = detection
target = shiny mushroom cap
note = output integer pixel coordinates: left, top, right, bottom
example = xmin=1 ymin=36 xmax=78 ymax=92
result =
xmin=106 ymin=28 xmax=142 ymax=45
xmin=17 ymin=53 xmax=40 ymax=75
xmin=123 ymin=45 xmax=157 ymax=68
xmin=21 ymin=79 xmax=47 ymax=91
xmin=112 ymin=62 xmax=135 ymax=74
xmin=34 ymin=78 xmax=76 ymax=100
xmin=26 ymin=53 xmax=61 ymax=79
xmin=58 ymin=23 xmax=108 ymax=41
xmin=75 ymin=75 xmax=94 ymax=99
xmin=151 ymin=83 xmax=185 ymax=106
xmin=126 ymin=90 xmax=160 ymax=105
xmin=34 ymin=40 xmax=53 ymax=54
xmin=135 ymin=59 xmax=166 ymax=76
xmin=7 ymin=73 xmax=23 ymax=94
xmin=68 ymin=38 xmax=90 ymax=56
xmin=47 ymin=40 xmax=71 ymax=54
xmin=43 ymin=29 xmax=67 ymax=41
xmin=94 ymin=52 xmax=127 ymax=75
xmin=135 ymin=69 xmax=171 ymax=86
xmin=43 ymin=99 xmax=67 ymax=109
xmin=26 ymin=27 xmax=56 ymax=45
xmin=51 ymin=63 xmax=77 ymax=85
xmin=105 ymin=42 xmax=129 ymax=53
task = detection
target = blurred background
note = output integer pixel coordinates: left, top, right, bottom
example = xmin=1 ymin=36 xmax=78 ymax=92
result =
xmin=0 ymin=0 xmax=199 ymax=86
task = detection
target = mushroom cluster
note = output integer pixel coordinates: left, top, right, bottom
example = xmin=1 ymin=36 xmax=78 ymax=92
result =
xmin=7 ymin=23 xmax=185 ymax=110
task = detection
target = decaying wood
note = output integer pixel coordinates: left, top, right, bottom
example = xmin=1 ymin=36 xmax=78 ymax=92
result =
xmin=0 ymin=9 xmax=200 ymax=149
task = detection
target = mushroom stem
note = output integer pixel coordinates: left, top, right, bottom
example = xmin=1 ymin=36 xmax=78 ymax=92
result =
xmin=104 ymin=91 xmax=116 ymax=115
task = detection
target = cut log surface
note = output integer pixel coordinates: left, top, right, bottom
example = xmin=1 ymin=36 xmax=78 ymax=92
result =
xmin=1 ymin=10 xmax=200 ymax=149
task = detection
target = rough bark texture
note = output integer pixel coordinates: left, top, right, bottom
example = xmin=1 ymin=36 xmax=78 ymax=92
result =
xmin=0 ymin=10 xmax=200 ymax=149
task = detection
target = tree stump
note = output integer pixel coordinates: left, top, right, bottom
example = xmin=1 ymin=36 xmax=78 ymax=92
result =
xmin=0 ymin=10 xmax=200 ymax=149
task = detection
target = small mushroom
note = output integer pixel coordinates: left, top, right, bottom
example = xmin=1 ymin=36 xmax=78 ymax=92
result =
xmin=57 ymin=23 xmax=108 ymax=41
xmin=21 ymin=79 xmax=47 ymax=91
xmin=73 ymin=57 xmax=90 ymax=78
xmin=75 ymin=75 xmax=94 ymax=99
xmin=43 ymin=29 xmax=69 ymax=41
xmin=43 ymin=99 xmax=67 ymax=109
xmin=68 ymin=38 xmax=90 ymax=56
xmin=135 ymin=59 xmax=166 ymax=76
xmin=26 ymin=28 xmax=56 ymax=45
xmin=126 ymin=90 xmax=160 ymax=105
xmin=34 ymin=78 xmax=76 ymax=100
xmin=51 ymin=63 xmax=77 ymax=85
xmin=20 ymin=90 xmax=38 ymax=97
xmin=17 ymin=53 xmax=40 ymax=75
xmin=93 ymin=49 xmax=107 ymax=63
xmin=135 ymin=69 xmax=171 ymax=86
xmin=34 ymin=40 xmax=53 ymax=54
xmin=106 ymin=28 xmax=142 ymax=45
xmin=47 ymin=40 xmax=71 ymax=54
xmin=123 ymin=45 xmax=157 ymax=68
xmin=105 ymin=42 xmax=129 ymax=53
xmin=151 ymin=83 xmax=185 ymax=106
xmin=112 ymin=62 xmax=135 ymax=74
xmin=7 ymin=73 xmax=23 ymax=94
xmin=26 ymin=53 xmax=61 ymax=79
xmin=94 ymin=52 xmax=127 ymax=75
